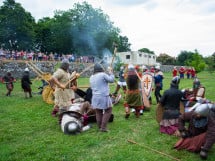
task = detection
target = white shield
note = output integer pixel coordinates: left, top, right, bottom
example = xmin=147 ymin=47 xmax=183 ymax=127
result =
xmin=141 ymin=72 xmax=153 ymax=98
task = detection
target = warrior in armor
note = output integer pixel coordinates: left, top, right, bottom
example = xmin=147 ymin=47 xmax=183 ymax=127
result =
xmin=3 ymin=72 xmax=16 ymax=96
xmin=90 ymin=63 xmax=115 ymax=132
xmin=113 ymin=65 xmax=127 ymax=96
xmin=182 ymin=78 xmax=205 ymax=108
xmin=21 ymin=68 xmax=32 ymax=98
xmin=174 ymin=103 xmax=215 ymax=160
xmin=49 ymin=59 xmax=75 ymax=124
xmin=154 ymin=66 xmax=164 ymax=103
xmin=159 ymin=76 xmax=184 ymax=135
xmin=124 ymin=64 xmax=143 ymax=118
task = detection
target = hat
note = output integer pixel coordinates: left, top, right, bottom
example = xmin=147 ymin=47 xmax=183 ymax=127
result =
xmin=24 ymin=68 xmax=29 ymax=72
xmin=194 ymin=104 xmax=210 ymax=117
xmin=171 ymin=76 xmax=180 ymax=85
xmin=94 ymin=63 xmax=104 ymax=73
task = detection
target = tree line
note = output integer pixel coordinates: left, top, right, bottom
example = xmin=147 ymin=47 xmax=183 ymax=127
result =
xmin=0 ymin=0 xmax=131 ymax=58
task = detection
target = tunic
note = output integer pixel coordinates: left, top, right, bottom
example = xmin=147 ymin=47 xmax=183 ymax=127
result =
xmin=90 ymin=72 xmax=114 ymax=110
xmin=53 ymin=68 xmax=74 ymax=108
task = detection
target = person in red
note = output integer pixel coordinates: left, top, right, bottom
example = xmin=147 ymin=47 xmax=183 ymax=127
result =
xmin=186 ymin=67 xmax=191 ymax=79
xmin=150 ymin=66 xmax=155 ymax=75
xmin=179 ymin=66 xmax=185 ymax=79
xmin=191 ymin=67 xmax=196 ymax=79
xmin=172 ymin=66 xmax=178 ymax=77
xmin=3 ymin=72 xmax=16 ymax=96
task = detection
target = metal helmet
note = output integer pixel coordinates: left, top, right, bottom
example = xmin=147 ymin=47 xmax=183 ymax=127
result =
xmin=128 ymin=64 xmax=134 ymax=71
xmin=68 ymin=122 xmax=79 ymax=133
xmin=24 ymin=68 xmax=29 ymax=72
xmin=61 ymin=113 xmax=82 ymax=135
xmin=155 ymin=66 xmax=160 ymax=70
xmin=194 ymin=104 xmax=210 ymax=117
xmin=193 ymin=78 xmax=200 ymax=89
xmin=120 ymin=66 xmax=124 ymax=70
xmin=94 ymin=63 xmax=104 ymax=73
xmin=60 ymin=59 xmax=70 ymax=71
xmin=171 ymin=76 xmax=180 ymax=85
xmin=142 ymin=65 xmax=147 ymax=70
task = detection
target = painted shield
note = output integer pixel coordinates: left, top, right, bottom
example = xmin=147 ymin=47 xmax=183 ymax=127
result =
xmin=141 ymin=72 xmax=153 ymax=98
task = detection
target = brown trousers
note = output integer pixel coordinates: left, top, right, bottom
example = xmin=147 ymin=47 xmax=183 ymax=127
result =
xmin=95 ymin=107 xmax=112 ymax=131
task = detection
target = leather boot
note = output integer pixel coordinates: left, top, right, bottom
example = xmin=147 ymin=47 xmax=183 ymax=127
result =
xmin=51 ymin=106 xmax=59 ymax=117
xmin=100 ymin=107 xmax=112 ymax=132
xmin=95 ymin=109 xmax=103 ymax=129
xmin=200 ymin=149 xmax=208 ymax=160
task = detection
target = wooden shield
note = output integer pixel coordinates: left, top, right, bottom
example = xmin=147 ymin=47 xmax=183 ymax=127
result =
xmin=140 ymin=80 xmax=150 ymax=109
xmin=42 ymin=85 xmax=54 ymax=104
xmin=156 ymin=103 xmax=164 ymax=123
xmin=180 ymin=101 xmax=185 ymax=114
xmin=156 ymin=101 xmax=185 ymax=123
xmin=141 ymin=72 xmax=153 ymax=98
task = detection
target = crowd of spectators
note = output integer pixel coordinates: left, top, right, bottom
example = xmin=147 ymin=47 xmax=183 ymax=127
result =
xmin=0 ymin=49 xmax=95 ymax=63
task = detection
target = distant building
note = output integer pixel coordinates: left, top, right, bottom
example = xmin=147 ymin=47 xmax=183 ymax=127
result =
xmin=116 ymin=51 xmax=157 ymax=66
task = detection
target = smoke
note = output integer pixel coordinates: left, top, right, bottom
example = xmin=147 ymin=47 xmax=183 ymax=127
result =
xmin=70 ymin=6 xmax=112 ymax=57
xmin=101 ymin=48 xmax=114 ymax=69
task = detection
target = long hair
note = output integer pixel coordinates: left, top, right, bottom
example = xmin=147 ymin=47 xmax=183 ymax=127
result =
xmin=127 ymin=71 xmax=138 ymax=90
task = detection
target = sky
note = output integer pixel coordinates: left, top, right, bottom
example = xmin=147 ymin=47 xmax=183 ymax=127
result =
xmin=0 ymin=0 xmax=215 ymax=57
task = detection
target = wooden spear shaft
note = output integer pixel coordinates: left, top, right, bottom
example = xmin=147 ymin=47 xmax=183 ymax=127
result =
xmin=110 ymin=44 xmax=118 ymax=67
xmin=64 ymin=62 xmax=98 ymax=88
xmin=127 ymin=140 xmax=181 ymax=161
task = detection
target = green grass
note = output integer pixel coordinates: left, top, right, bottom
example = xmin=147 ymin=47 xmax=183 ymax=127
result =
xmin=0 ymin=71 xmax=215 ymax=161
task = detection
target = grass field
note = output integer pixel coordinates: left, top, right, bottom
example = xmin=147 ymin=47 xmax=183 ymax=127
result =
xmin=0 ymin=71 xmax=214 ymax=161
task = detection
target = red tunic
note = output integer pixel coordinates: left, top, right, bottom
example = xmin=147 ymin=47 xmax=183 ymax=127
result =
xmin=172 ymin=68 xmax=178 ymax=77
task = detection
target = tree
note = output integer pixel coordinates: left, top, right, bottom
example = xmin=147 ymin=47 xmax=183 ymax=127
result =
xmin=156 ymin=53 xmax=176 ymax=65
xmin=187 ymin=51 xmax=206 ymax=73
xmin=138 ymin=48 xmax=154 ymax=54
xmin=117 ymin=36 xmax=131 ymax=52
xmin=176 ymin=51 xmax=194 ymax=65
xmin=0 ymin=0 xmax=36 ymax=51
xmin=67 ymin=2 xmax=121 ymax=57
xmin=0 ymin=1 xmax=131 ymax=56
xmin=204 ymin=52 xmax=215 ymax=73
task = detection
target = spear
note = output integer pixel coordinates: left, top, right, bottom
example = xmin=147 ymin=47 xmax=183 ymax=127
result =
xmin=110 ymin=42 xmax=118 ymax=67
xmin=127 ymin=140 xmax=181 ymax=161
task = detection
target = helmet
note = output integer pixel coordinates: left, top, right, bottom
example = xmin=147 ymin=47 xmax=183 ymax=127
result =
xmin=94 ymin=63 xmax=104 ymax=73
xmin=171 ymin=76 xmax=180 ymax=85
xmin=60 ymin=59 xmax=70 ymax=71
xmin=61 ymin=113 xmax=82 ymax=135
xmin=24 ymin=68 xmax=29 ymax=72
xmin=194 ymin=104 xmax=209 ymax=117
xmin=142 ymin=65 xmax=147 ymax=70
xmin=155 ymin=66 xmax=160 ymax=70
xmin=128 ymin=64 xmax=134 ymax=70
xmin=68 ymin=122 xmax=79 ymax=133
xmin=193 ymin=78 xmax=200 ymax=89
